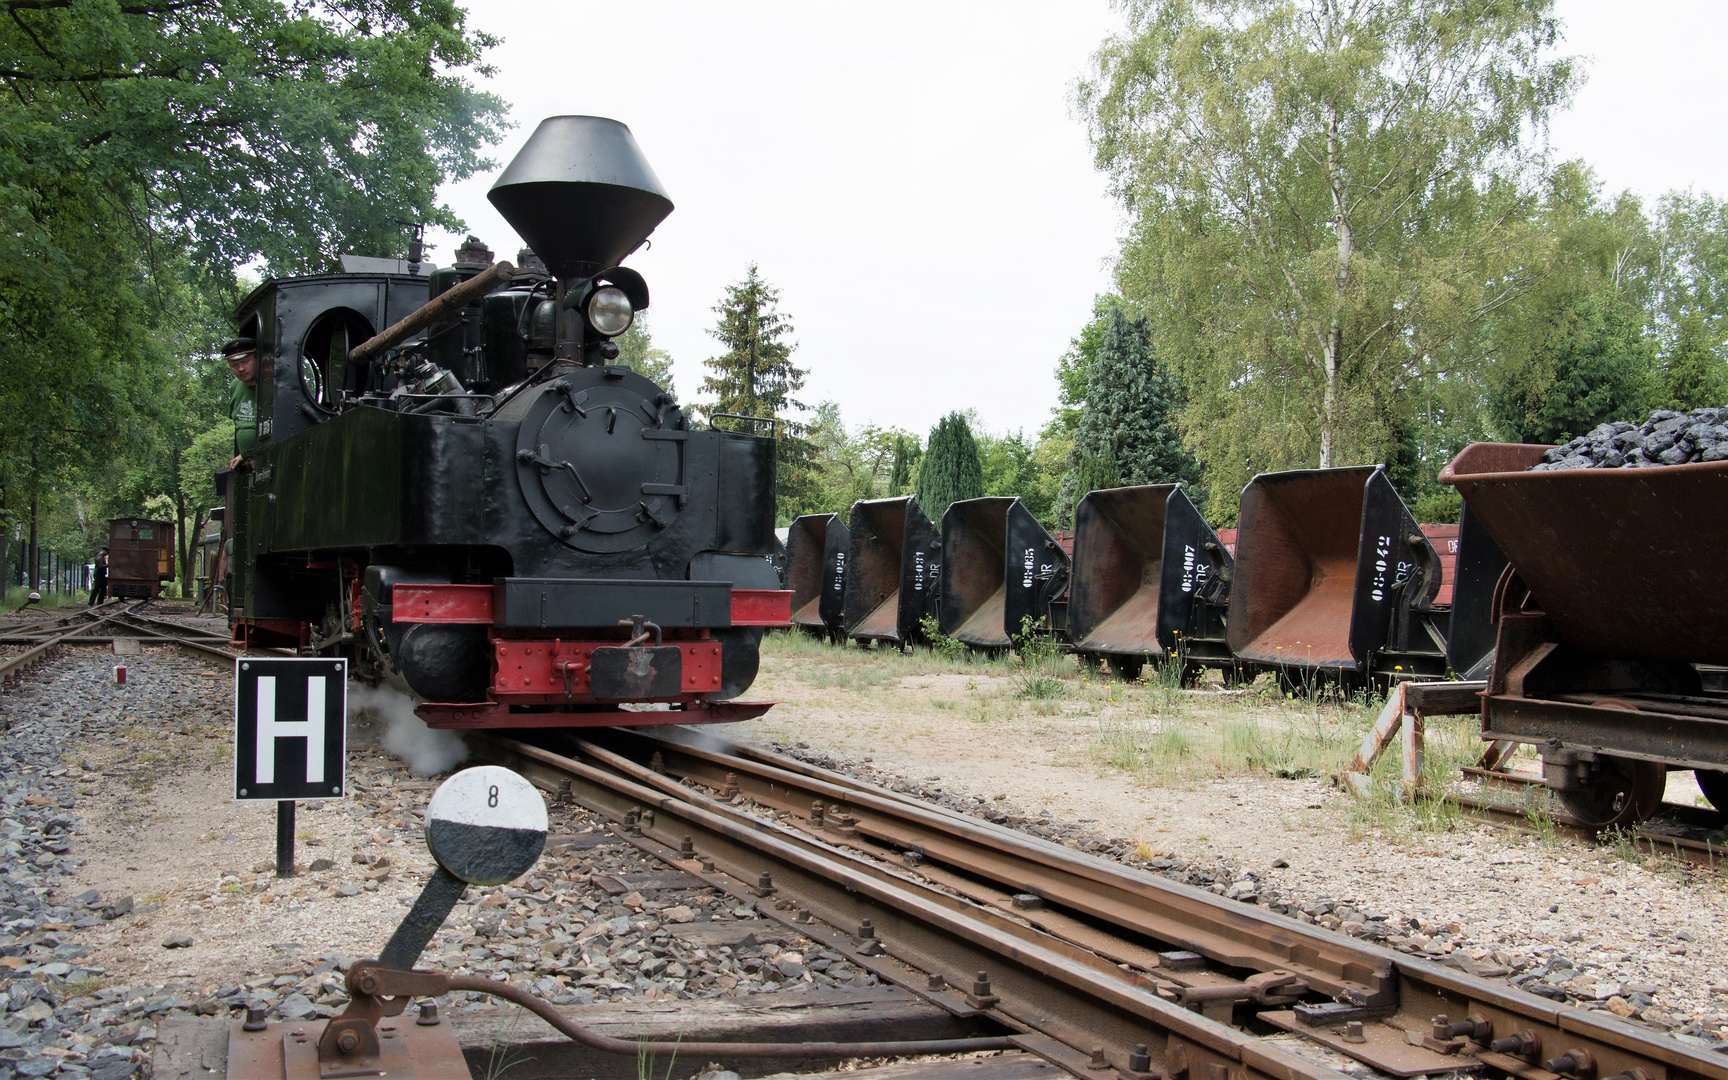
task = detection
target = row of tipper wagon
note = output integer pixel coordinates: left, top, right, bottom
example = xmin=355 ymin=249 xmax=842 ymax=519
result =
xmin=787 ymin=463 xmax=1496 ymax=689
xmin=783 ymin=442 xmax=1728 ymax=828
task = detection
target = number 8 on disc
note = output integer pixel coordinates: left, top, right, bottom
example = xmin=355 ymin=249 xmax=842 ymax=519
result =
xmin=425 ymin=766 xmax=549 ymax=886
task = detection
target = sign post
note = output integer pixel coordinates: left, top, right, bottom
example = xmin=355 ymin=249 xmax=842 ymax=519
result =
xmin=233 ymin=658 xmax=347 ymax=877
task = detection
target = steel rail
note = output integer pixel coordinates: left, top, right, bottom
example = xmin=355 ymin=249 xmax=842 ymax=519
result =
xmin=582 ymin=728 xmax=1390 ymax=1004
xmin=96 ymin=609 xmax=239 ymax=662
xmin=485 ymin=728 xmax=1728 ymax=1080
xmin=1 ymin=607 xmax=104 ymax=636
xmin=0 ymin=617 xmax=110 ymax=682
xmin=0 ymin=633 xmax=231 ymax=646
xmin=470 ymin=732 xmax=1349 ymax=1080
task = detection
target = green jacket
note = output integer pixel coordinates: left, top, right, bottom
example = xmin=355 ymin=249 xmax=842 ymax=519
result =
xmin=229 ymin=378 xmax=257 ymax=458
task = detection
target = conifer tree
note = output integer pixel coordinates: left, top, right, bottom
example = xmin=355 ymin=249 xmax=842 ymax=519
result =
xmin=888 ymin=435 xmax=919 ymax=496
xmin=1056 ymin=307 xmax=1200 ymax=524
xmin=700 ymin=264 xmax=805 ymax=418
xmin=915 ymin=412 xmax=984 ymax=521
xmin=699 ymin=264 xmax=815 ymax=520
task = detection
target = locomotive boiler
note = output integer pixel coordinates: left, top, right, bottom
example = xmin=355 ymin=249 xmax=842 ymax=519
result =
xmin=225 ymin=116 xmax=790 ymax=728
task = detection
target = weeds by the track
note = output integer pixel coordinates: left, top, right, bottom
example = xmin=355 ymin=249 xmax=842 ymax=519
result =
xmin=3 ymin=586 xmax=91 ymax=611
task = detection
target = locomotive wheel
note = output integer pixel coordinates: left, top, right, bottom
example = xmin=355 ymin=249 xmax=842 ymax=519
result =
xmin=1695 ymin=769 xmax=1728 ymax=812
xmin=1554 ymin=755 xmax=1666 ymax=831
xmin=1106 ymin=654 xmax=1145 ymax=682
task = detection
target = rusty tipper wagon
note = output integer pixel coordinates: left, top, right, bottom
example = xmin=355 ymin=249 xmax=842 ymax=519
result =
xmin=1441 ymin=442 xmax=1728 ymax=828
xmin=108 ymin=517 xmax=176 ymax=598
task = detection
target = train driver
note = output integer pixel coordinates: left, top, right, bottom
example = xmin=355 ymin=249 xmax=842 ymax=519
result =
xmin=223 ymin=336 xmax=259 ymax=469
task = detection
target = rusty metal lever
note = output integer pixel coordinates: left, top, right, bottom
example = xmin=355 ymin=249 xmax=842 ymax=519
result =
xmin=328 ymin=964 xmax=1015 ymax=1063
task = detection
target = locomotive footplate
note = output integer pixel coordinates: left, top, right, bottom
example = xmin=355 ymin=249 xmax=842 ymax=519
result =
xmin=413 ymin=699 xmax=776 ymax=728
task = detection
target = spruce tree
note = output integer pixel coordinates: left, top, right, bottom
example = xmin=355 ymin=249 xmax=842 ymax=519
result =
xmin=699 ymin=264 xmax=815 ymax=519
xmin=1056 ymin=307 xmax=1200 ymax=524
xmin=888 ymin=435 xmax=918 ymax=497
xmin=915 ymin=412 xmax=984 ymax=521
xmin=700 ymin=264 xmax=805 ymax=421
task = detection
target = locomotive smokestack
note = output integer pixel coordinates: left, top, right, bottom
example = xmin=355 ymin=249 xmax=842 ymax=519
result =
xmin=487 ymin=116 xmax=673 ymax=280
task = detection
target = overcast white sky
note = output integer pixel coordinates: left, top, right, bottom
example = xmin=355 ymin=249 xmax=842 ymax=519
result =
xmin=427 ymin=1 xmax=1728 ymax=441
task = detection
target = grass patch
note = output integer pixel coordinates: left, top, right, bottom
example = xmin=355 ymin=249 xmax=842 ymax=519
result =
xmin=3 ymin=585 xmax=89 ymax=611
xmin=1014 ymin=673 xmax=1066 ymax=700
xmin=1093 ymin=699 xmax=1364 ymax=786
xmin=1342 ymin=715 xmax=1506 ymax=840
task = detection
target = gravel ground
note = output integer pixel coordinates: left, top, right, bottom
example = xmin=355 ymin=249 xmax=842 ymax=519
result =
xmin=0 ymin=646 xmax=876 ymax=1080
xmin=5 ymin=635 xmax=1725 ymax=1079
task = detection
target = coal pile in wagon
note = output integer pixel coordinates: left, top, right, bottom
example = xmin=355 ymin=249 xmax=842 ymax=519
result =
xmin=1532 ymin=407 xmax=1728 ymax=470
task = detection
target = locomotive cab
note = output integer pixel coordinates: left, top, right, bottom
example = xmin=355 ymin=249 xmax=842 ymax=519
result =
xmin=225 ymin=116 xmax=791 ymax=728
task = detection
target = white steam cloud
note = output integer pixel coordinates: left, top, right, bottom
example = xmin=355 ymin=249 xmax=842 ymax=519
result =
xmin=348 ymin=683 xmax=469 ymax=776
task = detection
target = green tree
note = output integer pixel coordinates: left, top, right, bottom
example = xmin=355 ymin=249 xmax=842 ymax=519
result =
xmin=1662 ymin=313 xmax=1727 ymax=410
xmin=915 ymin=412 xmax=985 ymax=522
xmin=0 ymin=0 xmax=506 ymax=276
xmin=1484 ymin=165 xmax=1657 ymax=442
xmin=0 ymin=0 xmax=505 ymax=566
xmin=795 ymin=402 xmax=920 ymax=518
xmin=699 ymin=265 xmax=813 ymax=520
xmin=1056 ymin=307 xmax=1200 ymax=525
xmin=1082 ymin=0 xmax=1577 ymax=497
xmin=1649 ymin=191 xmax=1728 ymax=408
xmin=888 ymin=435 xmax=920 ymax=497
xmin=978 ymin=428 xmax=1037 ymax=500
xmin=1047 ymin=295 xmax=1122 ymax=440
xmin=700 ymin=264 xmax=805 ymax=422
xmin=616 ymin=315 xmax=676 ymax=395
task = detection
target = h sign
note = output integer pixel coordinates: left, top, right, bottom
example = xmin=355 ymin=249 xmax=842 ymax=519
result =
xmin=234 ymin=659 xmax=347 ymax=802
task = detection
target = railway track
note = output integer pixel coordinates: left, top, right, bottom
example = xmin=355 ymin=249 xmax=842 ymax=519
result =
xmin=0 ymin=601 xmax=237 ymax=684
xmin=468 ymin=725 xmax=1728 ymax=1080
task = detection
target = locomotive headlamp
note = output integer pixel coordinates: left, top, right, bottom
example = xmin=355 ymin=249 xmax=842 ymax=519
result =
xmin=586 ymin=286 xmax=634 ymax=336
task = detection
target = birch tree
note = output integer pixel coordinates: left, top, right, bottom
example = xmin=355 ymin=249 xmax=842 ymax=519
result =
xmin=1081 ymin=0 xmax=1575 ymax=490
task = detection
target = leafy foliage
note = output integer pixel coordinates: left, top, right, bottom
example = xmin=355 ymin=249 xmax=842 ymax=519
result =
xmin=616 ymin=315 xmax=675 ymax=396
xmin=1082 ymin=0 xmax=1577 ymax=502
xmin=0 ymin=0 xmax=504 ymax=582
xmin=790 ymin=402 xmax=920 ymax=518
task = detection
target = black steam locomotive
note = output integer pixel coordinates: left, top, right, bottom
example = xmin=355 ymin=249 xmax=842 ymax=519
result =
xmin=226 ymin=116 xmax=789 ymax=729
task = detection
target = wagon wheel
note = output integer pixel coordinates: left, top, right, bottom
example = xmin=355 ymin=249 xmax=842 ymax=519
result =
xmin=1694 ymin=769 xmax=1728 ymax=812
xmin=1550 ymin=700 xmax=1667 ymax=831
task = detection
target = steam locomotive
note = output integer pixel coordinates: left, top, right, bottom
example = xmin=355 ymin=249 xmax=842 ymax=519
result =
xmin=225 ymin=116 xmax=789 ymax=728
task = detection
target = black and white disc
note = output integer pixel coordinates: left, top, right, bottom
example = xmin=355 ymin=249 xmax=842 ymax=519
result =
xmin=425 ymin=766 xmax=548 ymax=886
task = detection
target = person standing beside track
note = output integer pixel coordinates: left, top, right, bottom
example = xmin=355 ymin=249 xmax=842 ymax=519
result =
xmin=88 ymin=547 xmax=108 ymax=605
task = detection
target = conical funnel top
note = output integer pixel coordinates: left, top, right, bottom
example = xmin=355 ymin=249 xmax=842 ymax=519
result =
xmin=487 ymin=116 xmax=673 ymax=278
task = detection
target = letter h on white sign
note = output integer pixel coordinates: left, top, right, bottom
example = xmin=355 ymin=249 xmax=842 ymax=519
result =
xmin=255 ymin=676 xmax=325 ymax=784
